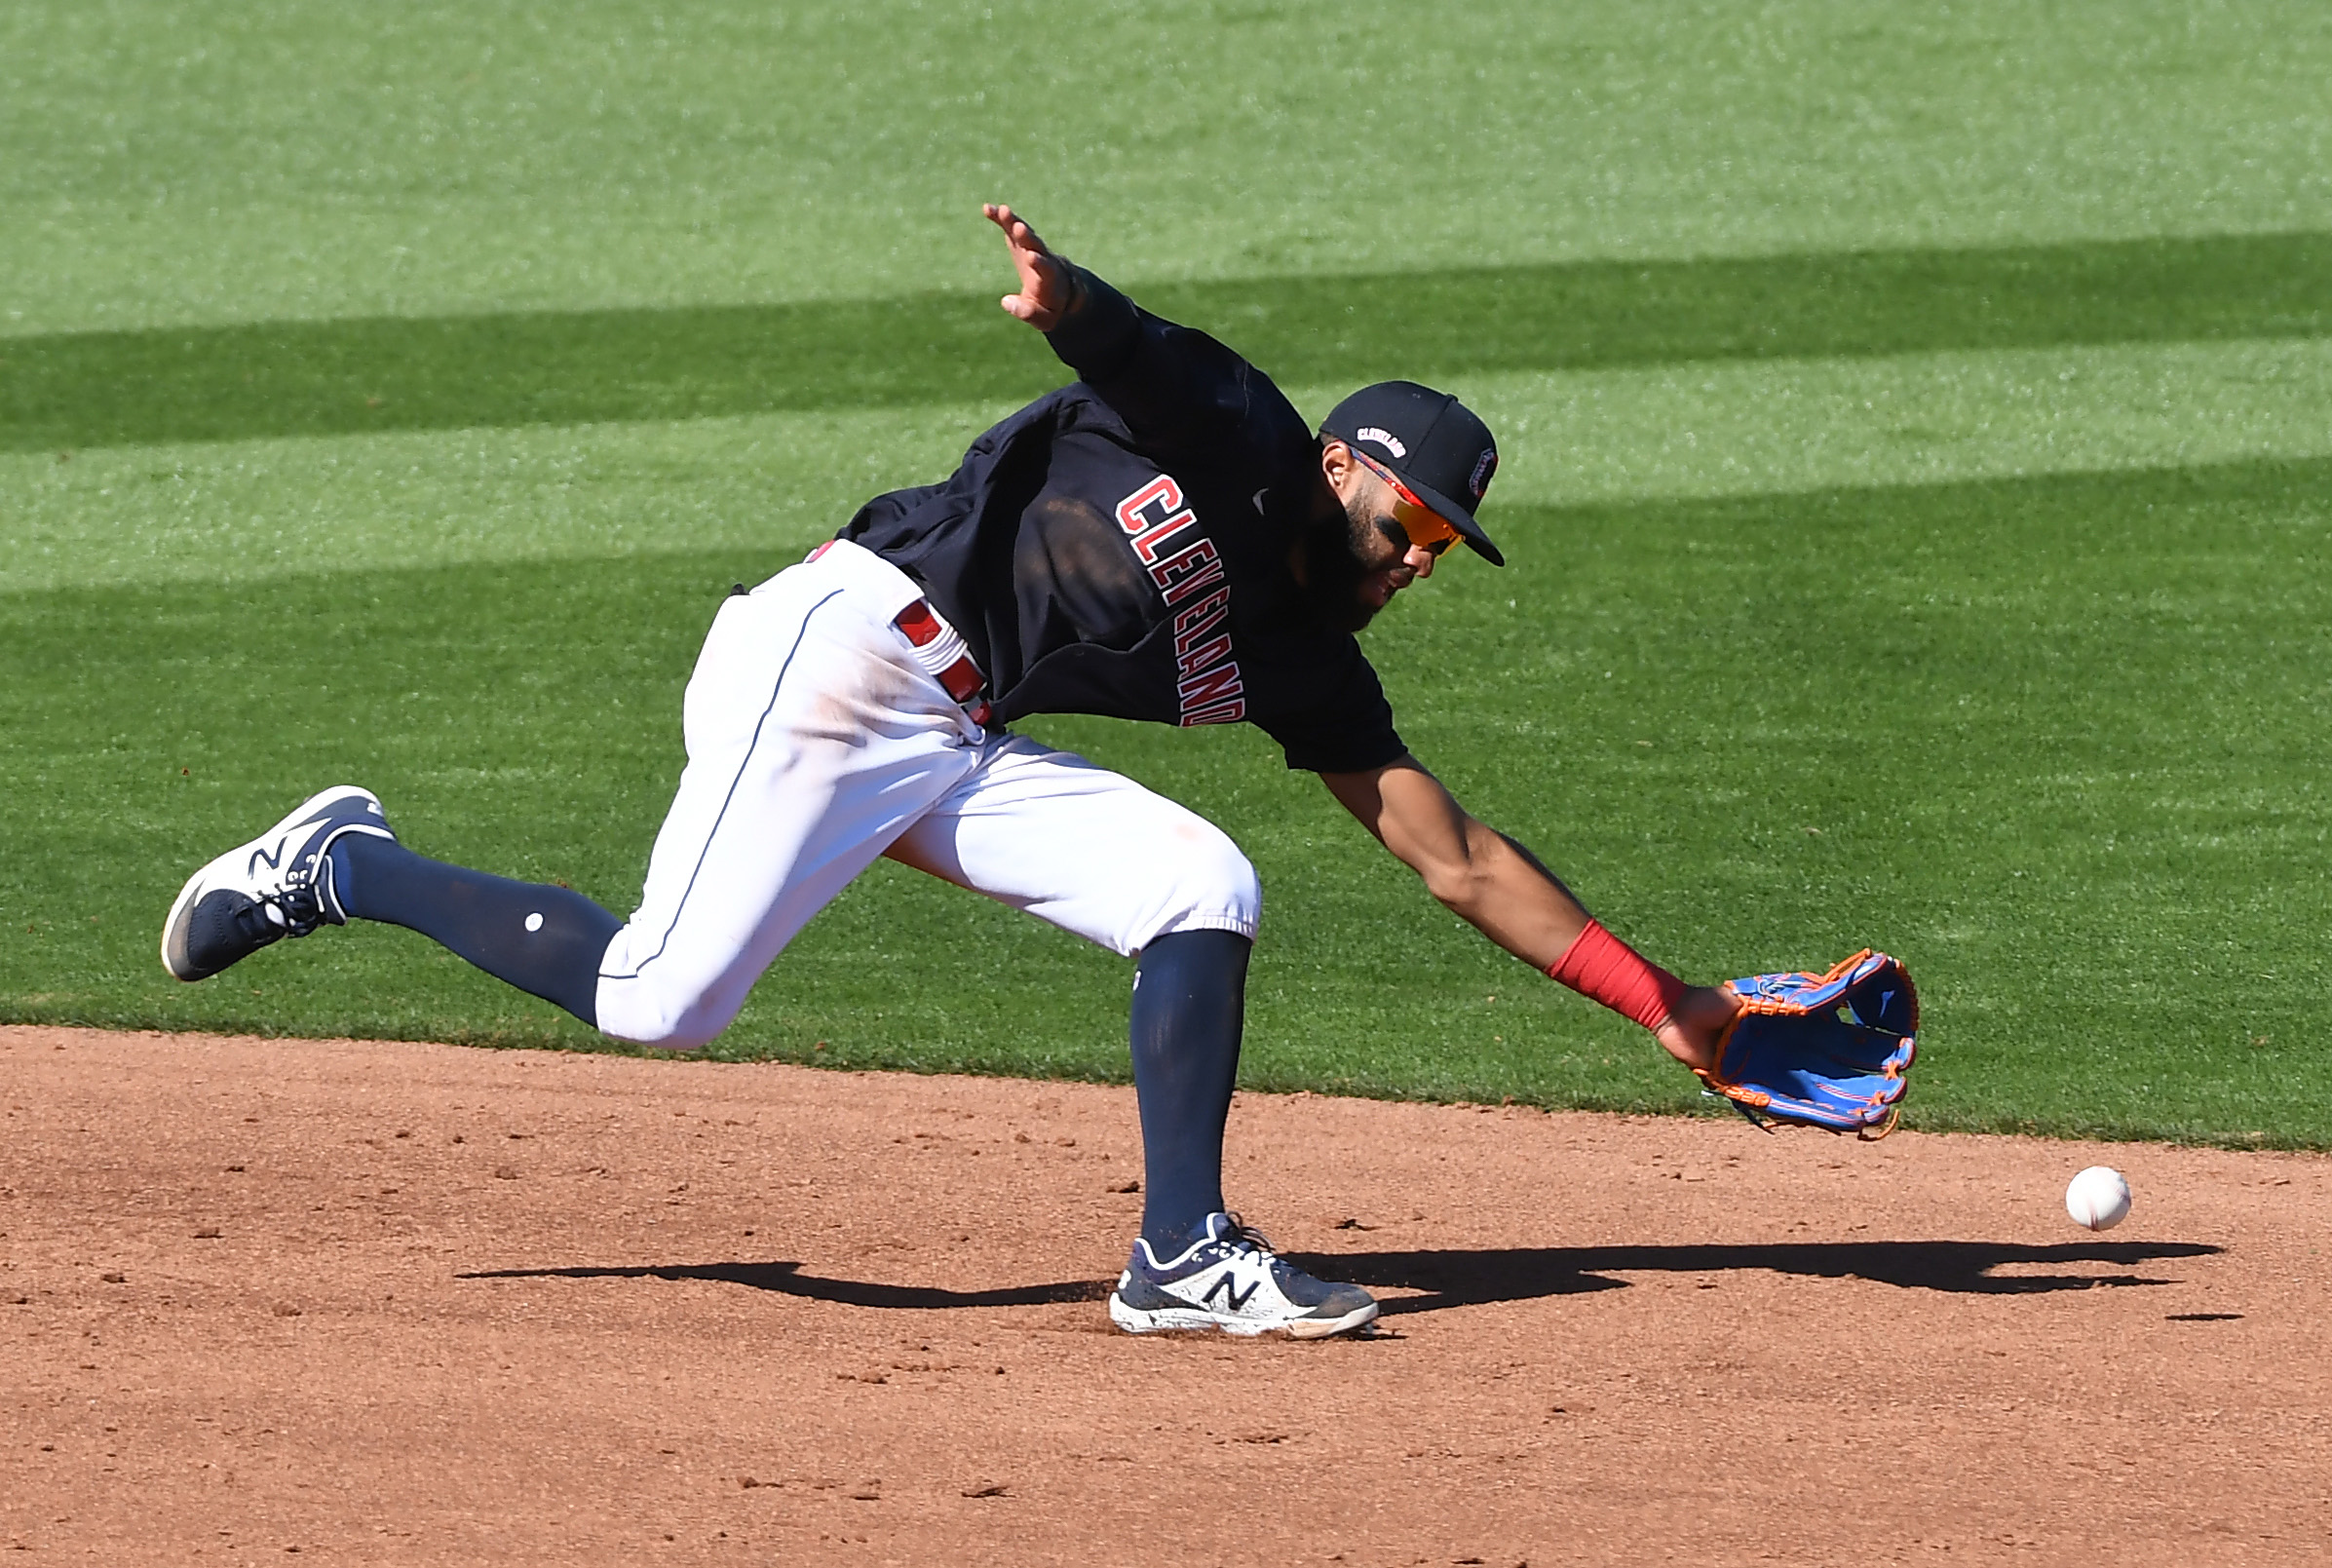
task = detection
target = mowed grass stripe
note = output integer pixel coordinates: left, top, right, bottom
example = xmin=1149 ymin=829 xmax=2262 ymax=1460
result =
xmin=14 ymin=335 xmax=2332 ymax=595
xmin=1 ymin=403 xmax=1013 ymax=594
xmin=7 ymin=230 xmax=2329 ymax=453
xmin=5 ymin=457 xmax=2326 ymax=1143
xmin=1452 ymin=334 xmax=2332 ymax=509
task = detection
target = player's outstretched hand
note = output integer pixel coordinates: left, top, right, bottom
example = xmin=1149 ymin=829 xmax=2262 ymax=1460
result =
xmin=1653 ymin=984 xmax=1740 ymax=1075
xmin=983 ymin=203 xmax=1078 ymax=330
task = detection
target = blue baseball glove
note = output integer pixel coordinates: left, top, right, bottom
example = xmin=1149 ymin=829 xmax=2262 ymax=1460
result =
xmin=1696 ymin=950 xmax=1919 ymax=1137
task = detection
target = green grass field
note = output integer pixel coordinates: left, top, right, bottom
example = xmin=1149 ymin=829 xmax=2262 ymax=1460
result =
xmin=5 ymin=1 xmax=2329 ymax=1144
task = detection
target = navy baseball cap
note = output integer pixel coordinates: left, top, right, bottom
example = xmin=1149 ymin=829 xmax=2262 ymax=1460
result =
xmin=1320 ymin=381 xmax=1504 ymax=566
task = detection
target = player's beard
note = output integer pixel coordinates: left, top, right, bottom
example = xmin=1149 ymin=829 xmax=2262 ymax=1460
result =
xmin=1295 ymin=508 xmax=1385 ymax=633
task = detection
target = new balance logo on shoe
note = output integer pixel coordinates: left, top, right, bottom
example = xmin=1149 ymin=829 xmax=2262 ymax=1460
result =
xmin=1201 ymin=1272 xmax=1261 ymax=1313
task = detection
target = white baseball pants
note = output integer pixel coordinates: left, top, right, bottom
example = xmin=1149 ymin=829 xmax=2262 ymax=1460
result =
xmin=593 ymin=540 xmax=1262 ymax=1048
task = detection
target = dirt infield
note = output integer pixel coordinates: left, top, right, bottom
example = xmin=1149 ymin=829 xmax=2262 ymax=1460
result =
xmin=3 ymin=1026 xmax=2327 ymax=1565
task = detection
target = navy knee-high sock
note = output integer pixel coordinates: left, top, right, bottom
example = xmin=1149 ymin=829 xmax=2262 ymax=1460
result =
xmin=1128 ymin=929 xmax=1250 ymax=1253
xmin=330 ymin=835 xmax=621 ymax=1027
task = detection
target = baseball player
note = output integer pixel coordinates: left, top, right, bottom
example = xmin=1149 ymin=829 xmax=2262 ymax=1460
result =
xmin=162 ymin=206 xmax=1748 ymax=1340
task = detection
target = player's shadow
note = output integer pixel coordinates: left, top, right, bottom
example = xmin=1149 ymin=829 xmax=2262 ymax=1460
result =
xmin=460 ymin=1239 xmax=2216 ymax=1316
xmin=457 ymin=1260 xmax=1111 ymax=1310
xmin=1299 ymin=1240 xmax=2223 ymax=1318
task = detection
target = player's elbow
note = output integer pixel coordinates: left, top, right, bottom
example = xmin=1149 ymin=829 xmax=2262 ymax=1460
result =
xmin=1415 ymin=820 xmax=1515 ymax=917
xmin=1417 ymin=851 xmax=1496 ymax=916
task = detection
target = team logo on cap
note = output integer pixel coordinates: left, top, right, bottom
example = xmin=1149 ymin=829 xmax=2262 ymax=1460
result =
xmin=1469 ymin=448 xmax=1498 ymax=501
xmin=1356 ymin=426 xmax=1408 ymax=459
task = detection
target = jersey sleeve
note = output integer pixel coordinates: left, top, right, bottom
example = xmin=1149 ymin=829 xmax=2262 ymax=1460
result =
xmin=1043 ymin=268 xmax=1281 ymax=464
xmin=1250 ymin=636 xmax=1408 ymax=775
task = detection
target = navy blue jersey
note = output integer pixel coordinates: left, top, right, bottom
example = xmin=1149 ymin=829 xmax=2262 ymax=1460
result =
xmin=838 ymin=269 xmax=1405 ymax=775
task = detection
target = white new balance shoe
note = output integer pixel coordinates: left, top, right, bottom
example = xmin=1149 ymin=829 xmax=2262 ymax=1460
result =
xmin=1108 ymin=1211 xmax=1379 ymax=1339
xmin=161 ymin=786 xmax=396 ymax=981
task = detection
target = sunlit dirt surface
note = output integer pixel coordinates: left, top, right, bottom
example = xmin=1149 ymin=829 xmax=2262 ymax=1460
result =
xmin=3 ymin=1025 xmax=2326 ymax=1565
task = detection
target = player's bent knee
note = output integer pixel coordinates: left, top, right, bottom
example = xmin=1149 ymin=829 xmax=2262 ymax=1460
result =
xmin=593 ymin=975 xmax=739 ymax=1052
xmin=1139 ymin=824 xmax=1261 ymax=948
xmin=605 ymin=1018 xmax=718 ymax=1052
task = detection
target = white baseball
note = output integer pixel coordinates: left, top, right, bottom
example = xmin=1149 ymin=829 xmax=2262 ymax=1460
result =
xmin=2065 ymin=1166 xmax=2132 ymax=1231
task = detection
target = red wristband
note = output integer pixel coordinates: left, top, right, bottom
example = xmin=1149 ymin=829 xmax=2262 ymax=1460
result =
xmin=1547 ymin=920 xmax=1689 ymax=1032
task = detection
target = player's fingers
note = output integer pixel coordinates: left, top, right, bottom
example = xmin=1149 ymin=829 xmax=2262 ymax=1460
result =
xmin=987 ymin=203 xmax=1034 ymax=245
xmin=999 ymin=206 xmax=1049 ymax=253
xmin=987 ymin=205 xmax=1056 ymax=320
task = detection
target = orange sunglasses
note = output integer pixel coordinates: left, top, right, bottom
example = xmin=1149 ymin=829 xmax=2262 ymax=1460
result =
xmin=1349 ymin=448 xmax=1464 ymax=556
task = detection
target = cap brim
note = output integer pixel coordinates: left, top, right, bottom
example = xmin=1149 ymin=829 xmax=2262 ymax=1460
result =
xmin=1406 ymin=477 xmax=1505 ymax=567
